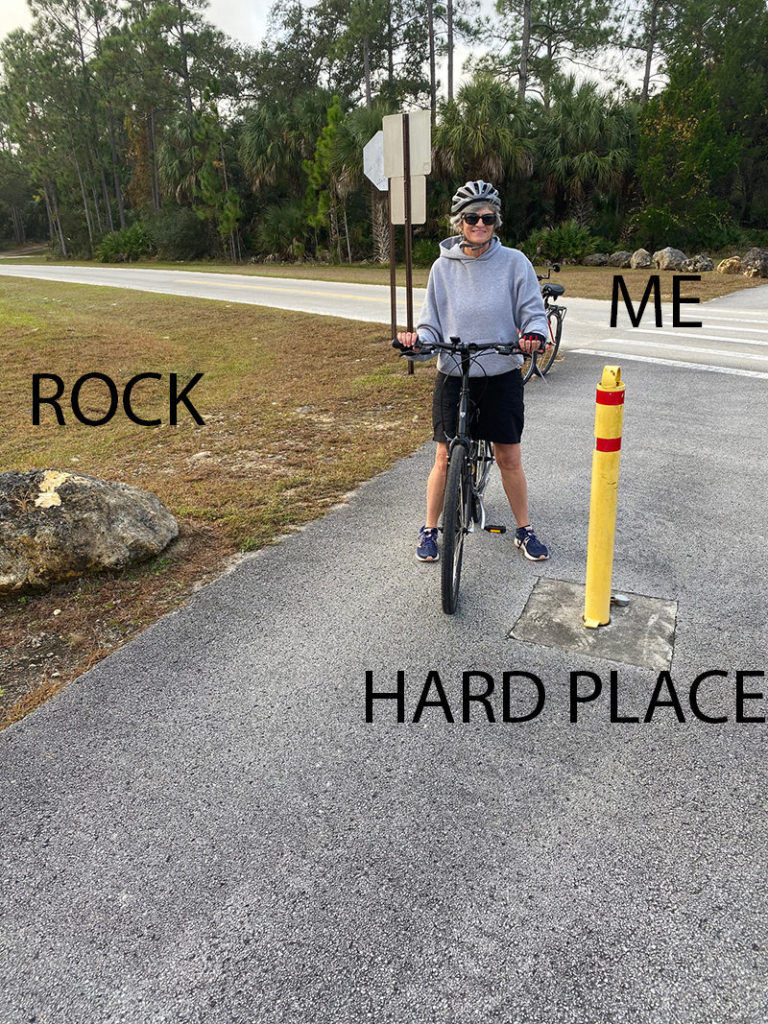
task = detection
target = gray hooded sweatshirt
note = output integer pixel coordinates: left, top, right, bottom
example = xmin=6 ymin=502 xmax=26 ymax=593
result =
xmin=416 ymin=235 xmax=549 ymax=377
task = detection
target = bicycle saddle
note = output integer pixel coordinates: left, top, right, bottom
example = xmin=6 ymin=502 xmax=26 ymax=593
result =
xmin=541 ymin=283 xmax=565 ymax=298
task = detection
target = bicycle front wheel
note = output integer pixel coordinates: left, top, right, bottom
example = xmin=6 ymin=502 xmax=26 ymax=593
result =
xmin=537 ymin=306 xmax=563 ymax=376
xmin=520 ymin=351 xmax=535 ymax=384
xmin=441 ymin=445 xmax=469 ymax=615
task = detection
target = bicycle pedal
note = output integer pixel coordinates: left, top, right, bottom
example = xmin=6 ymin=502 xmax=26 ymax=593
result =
xmin=484 ymin=524 xmax=507 ymax=534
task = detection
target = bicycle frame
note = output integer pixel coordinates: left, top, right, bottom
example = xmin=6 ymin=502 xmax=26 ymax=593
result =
xmin=449 ymin=343 xmax=490 ymax=531
xmin=393 ymin=334 xmax=532 ymax=612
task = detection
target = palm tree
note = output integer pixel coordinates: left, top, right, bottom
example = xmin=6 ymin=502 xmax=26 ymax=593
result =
xmin=239 ymin=88 xmax=333 ymax=199
xmin=158 ymin=112 xmax=199 ymax=203
xmin=540 ymin=79 xmax=637 ymax=226
xmin=434 ymin=74 xmax=535 ymax=183
xmin=332 ymin=101 xmax=394 ymax=262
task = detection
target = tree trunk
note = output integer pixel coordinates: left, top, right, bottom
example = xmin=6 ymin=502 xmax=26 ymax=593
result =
xmin=46 ymin=182 xmax=68 ymax=257
xmin=641 ymin=1 xmax=659 ymax=104
xmin=447 ymin=0 xmax=454 ymax=102
xmin=427 ymin=0 xmax=436 ymax=122
xmin=342 ymin=203 xmax=352 ymax=263
xmin=11 ymin=205 xmax=25 ymax=245
xmin=108 ymin=110 xmax=126 ymax=229
xmin=518 ymin=0 xmax=531 ymax=101
xmin=95 ymin=15 xmax=126 ymax=228
xmin=73 ymin=2 xmax=114 ymax=231
xmin=148 ymin=108 xmax=161 ymax=210
xmin=88 ymin=174 xmax=103 ymax=233
xmin=371 ymin=186 xmax=389 ymax=263
xmin=363 ymin=36 xmax=372 ymax=108
xmin=175 ymin=0 xmax=195 ymax=117
xmin=73 ymin=146 xmax=95 ymax=244
xmin=99 ymin=161 xmax=114 ymax=232
xmin=329 ymin=200 xmax=340 ymax=262
xmin=387 ymin=3 xmax=394 ymax=92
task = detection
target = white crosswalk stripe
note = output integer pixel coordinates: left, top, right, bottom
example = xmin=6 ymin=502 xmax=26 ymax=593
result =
xmin=565 ymin=293 xmax=768 ymax=377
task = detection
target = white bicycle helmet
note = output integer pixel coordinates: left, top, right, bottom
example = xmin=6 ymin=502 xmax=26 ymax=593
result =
xmin=450 ymin=180 xmax=501 ymax=215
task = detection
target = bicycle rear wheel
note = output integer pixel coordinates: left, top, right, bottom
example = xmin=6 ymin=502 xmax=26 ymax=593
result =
xmin=536 ymin=306 xmax=563 ymax=376
xmin=441 ymin=445 xmax=469 ymax=615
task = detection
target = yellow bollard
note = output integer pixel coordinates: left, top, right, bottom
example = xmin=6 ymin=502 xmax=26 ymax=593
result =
xmin=584 ymin=366 xmax=625 ymax=628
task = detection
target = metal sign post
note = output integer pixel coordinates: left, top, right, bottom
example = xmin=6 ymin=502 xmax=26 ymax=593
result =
xmin=388 ymin=192 xmax=396 ymax=342
xmin=381 ymin=110 xmax=431 ymax=375
xmin=403 ymin=112 xmax=413 ymax=335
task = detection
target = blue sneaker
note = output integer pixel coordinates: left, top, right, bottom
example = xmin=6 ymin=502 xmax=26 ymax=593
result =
xmin=416 ymin=526 xmax=439 ymax=562
xmin=515 ymin=525 xmax=549 ymax=561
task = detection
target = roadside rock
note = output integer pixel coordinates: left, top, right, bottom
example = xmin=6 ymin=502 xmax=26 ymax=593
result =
xmin=582 ymin=253 xmax=608 ymax=266
xmin=717 ymin=256 xmax=742 ymax=274
xmin=630 ymin=248 xmax=652 ymax=269
xmin=680 ymin=254 xmax=715 ymax=272
xmin=652 ymin=246 xmax=686 ymax=270
xmin=742 ymin=247 xmax=768 ymax=277
xmin=0 ymin=470 xmax=178 ymax=593
xmin=608 ymin=251 xmax=633 ymax=268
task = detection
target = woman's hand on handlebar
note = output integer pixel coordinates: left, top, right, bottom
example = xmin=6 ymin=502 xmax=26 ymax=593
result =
xmin=396 ymin=330 xmax=420 ymax=349
xmin=518 ymin=332 xmax=546 ymax=355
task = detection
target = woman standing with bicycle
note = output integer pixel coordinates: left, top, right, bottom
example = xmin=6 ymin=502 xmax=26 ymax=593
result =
xmin=397 ymin=180 xmax=550 ymax=564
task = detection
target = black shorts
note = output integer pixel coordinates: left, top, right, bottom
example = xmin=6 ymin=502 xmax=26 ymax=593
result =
xmin=432 ymin=369 xmax=525 ymax=444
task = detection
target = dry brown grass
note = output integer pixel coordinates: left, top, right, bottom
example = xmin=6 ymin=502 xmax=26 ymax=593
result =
xmin=0 ymin=278 xmax=434 ymax=728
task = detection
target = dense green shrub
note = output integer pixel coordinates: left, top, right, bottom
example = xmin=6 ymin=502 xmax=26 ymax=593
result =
xmin=149 ymin=207 xmax=211 ymax=260
xmin=635 ymin=65 xmax=740 ymax=251
xmin=412 ymin=238 xmax=439 ymax=266
xmin=253 ymin=202 xmax=306 ymax=258
xmin=95 ymin=221 xmax=153 ymax=262
xmin=520 ymin=220 xmax=597 ymax=263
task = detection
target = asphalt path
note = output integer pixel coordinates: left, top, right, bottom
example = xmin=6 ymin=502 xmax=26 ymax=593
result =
xmin=2 ymin=267 xmax=768 ymax=1022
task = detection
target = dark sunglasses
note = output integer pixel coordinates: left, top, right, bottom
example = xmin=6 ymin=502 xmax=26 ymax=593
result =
xmin=462 ymin=213 xmax=495 ymax=226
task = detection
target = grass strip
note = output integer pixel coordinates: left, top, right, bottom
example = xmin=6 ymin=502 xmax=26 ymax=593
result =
xmin=0 ymin=277 xmax=433 ymax=727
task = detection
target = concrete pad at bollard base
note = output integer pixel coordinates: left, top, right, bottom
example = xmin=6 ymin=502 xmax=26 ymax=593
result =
xmin=510 ymin=578 xmax=677 ymax=671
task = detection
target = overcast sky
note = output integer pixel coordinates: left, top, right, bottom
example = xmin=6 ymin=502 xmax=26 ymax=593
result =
xmin=0 ymin=0 xmax=640 ymax=96
xmin=0 ymin=0 xmax=271 ymax=47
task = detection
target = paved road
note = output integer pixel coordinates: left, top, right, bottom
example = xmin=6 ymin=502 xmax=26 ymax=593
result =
xmin=2 ymin=262 xmax=768 ymax=377
xmin=0 ymin=263 xmax=419 ymax=326
xmin=564 ymin=284 xmax=768 ymax=378
xmin=2 ymin=267 xmax=768 ymax=1022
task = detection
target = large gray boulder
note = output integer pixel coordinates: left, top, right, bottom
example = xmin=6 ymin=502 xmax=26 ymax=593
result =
xmin=630 ymin=248 xmax=652 ymax=268
xmin=652 ymin=246 xmax=687 ymax=270
xmin=742 ymin=247 xmax=768 ymax=278
xmin=0 ymin=470 xmax=178 ymax=593
xmin=680 ymin=254 xmax=715 ymax=272
xmin=582 ymin=253 xmax=608 ymax=266
xmin=607 ymin=251 xmax=633 ymax=268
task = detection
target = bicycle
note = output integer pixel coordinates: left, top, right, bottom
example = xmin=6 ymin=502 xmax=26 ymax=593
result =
xmin=393 ymin=334 xmax=545 ymax=614
xmin=521 ymin=265 xmax=567 ymax=383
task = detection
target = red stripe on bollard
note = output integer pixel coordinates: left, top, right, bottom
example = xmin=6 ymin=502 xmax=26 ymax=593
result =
xmin=596 ymin=437 xmax=622 ymax=452
xmin=595 ymin=390 xmax=625 ymax=406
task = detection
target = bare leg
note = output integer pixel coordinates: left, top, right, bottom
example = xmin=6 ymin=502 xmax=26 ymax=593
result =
xmin=425 ymin=443 xmax=449 ymax=528
xmin=493 ymin=442 xmax=530 ymax=528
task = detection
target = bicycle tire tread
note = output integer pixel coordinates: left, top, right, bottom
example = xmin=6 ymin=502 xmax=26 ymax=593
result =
xmin=441 ymin=446 xmax=467 ymax=615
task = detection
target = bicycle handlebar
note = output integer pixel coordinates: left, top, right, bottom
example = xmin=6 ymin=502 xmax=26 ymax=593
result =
xmin=536 ymin=263 xmax=560 ymax=281
xmin=391 ymin=336 xmax=546 ymax=357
